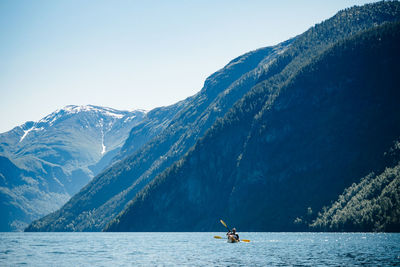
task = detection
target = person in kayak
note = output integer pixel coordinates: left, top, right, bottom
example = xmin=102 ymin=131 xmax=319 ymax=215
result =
xmin=227 ymin=227 xmax=239 ymax=242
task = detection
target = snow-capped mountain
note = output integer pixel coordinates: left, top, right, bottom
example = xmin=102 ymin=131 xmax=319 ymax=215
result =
xmin=7 ymin=105 xmax=144 ymax=151
xmin=0 ymin=105 xmax=146 ymax=231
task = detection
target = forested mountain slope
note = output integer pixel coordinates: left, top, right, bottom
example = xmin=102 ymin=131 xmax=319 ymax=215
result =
xmin=105 ymin=18 xmax=400 ymax=231
xmin=311 ymin=139 xmax=400 ymax=232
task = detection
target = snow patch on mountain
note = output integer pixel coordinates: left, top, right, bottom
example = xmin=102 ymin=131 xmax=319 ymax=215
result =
xmin=103 ymin=111 xmax=124 ymax=119
xmin=100 ymin=119 xmax=106 ymax=155
xmin=19 ymin=126 xmax=45 ymax=142
xmin=123 ymin=115 xmax=137 ymax=123
xmin=38 ymin=112 xmax=63 ymax=126
xmin=19 ymin=127 xmax=33 ymax=142
xmin=101 ymin=138 xmax=106 ymax=155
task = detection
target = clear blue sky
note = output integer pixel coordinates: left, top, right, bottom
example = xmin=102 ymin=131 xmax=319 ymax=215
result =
xmin=0 ymin=0 xmax=375 ymax=133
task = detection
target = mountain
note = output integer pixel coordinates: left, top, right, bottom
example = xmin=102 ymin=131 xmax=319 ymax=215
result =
xmin=0 ymin=105 xmax=146 ymax=231
xmin=103 ymin=4 xmax=400 ymax=232
xmin=25 ymin=37 xmax=292 ymax=232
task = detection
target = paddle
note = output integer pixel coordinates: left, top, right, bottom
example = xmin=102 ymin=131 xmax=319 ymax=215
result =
xmin=220 ymin=219 xmax=230 ymax=232
xmin=219 ymin=219 xmax=250 ymax=242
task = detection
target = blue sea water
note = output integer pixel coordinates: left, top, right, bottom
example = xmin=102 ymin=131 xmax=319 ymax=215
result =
xmin=0 ymin=232 xmax=399 ymax=266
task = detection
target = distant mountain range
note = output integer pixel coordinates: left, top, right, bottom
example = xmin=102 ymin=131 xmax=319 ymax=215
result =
xmin=26 ymin=1 xmax=400 ymax=232
xmin=0 ymin=105 xmax=147 ymax=231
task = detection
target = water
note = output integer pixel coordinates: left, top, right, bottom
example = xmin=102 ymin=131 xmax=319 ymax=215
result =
xmin=1 ymin=232 xmax=399 ymax=266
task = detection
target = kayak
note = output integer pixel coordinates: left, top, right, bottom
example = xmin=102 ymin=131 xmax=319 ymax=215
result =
xmin=227 ymin=235 xmax=239 ymax=243
xmin=214 ymin=235 xmax=250 ymax=243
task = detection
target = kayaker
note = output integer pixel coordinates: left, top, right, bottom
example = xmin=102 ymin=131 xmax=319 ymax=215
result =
xmin=226 ymin=227 xmax=239 ymax=242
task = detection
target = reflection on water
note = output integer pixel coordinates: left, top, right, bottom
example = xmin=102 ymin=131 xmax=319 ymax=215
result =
xmin=1 ymin=232 xmax=399 ymax=266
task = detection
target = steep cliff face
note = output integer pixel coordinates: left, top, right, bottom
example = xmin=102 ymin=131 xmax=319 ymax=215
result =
xmin=26 ymin=40 xmax=290 ymax=232
xmin=105 ymin=19 xmax=400 ymax=232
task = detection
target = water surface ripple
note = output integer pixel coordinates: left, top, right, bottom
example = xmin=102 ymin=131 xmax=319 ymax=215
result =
xmin=1 ymin=232 xmax=399 ymax=266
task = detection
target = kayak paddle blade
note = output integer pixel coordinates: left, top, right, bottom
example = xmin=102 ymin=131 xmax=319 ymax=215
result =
xmin=220 ymin=219 xmax=229 ymax=230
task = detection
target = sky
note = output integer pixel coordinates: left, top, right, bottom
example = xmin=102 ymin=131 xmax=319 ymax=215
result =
xmin=0 ymin=0 xmax=376 ymax=133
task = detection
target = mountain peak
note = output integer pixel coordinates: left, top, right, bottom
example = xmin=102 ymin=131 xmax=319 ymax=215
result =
xmin=59 ymin=105 xmax=129 ymax=118
xmin=34 ymin=104 xmax=142 ymax=128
